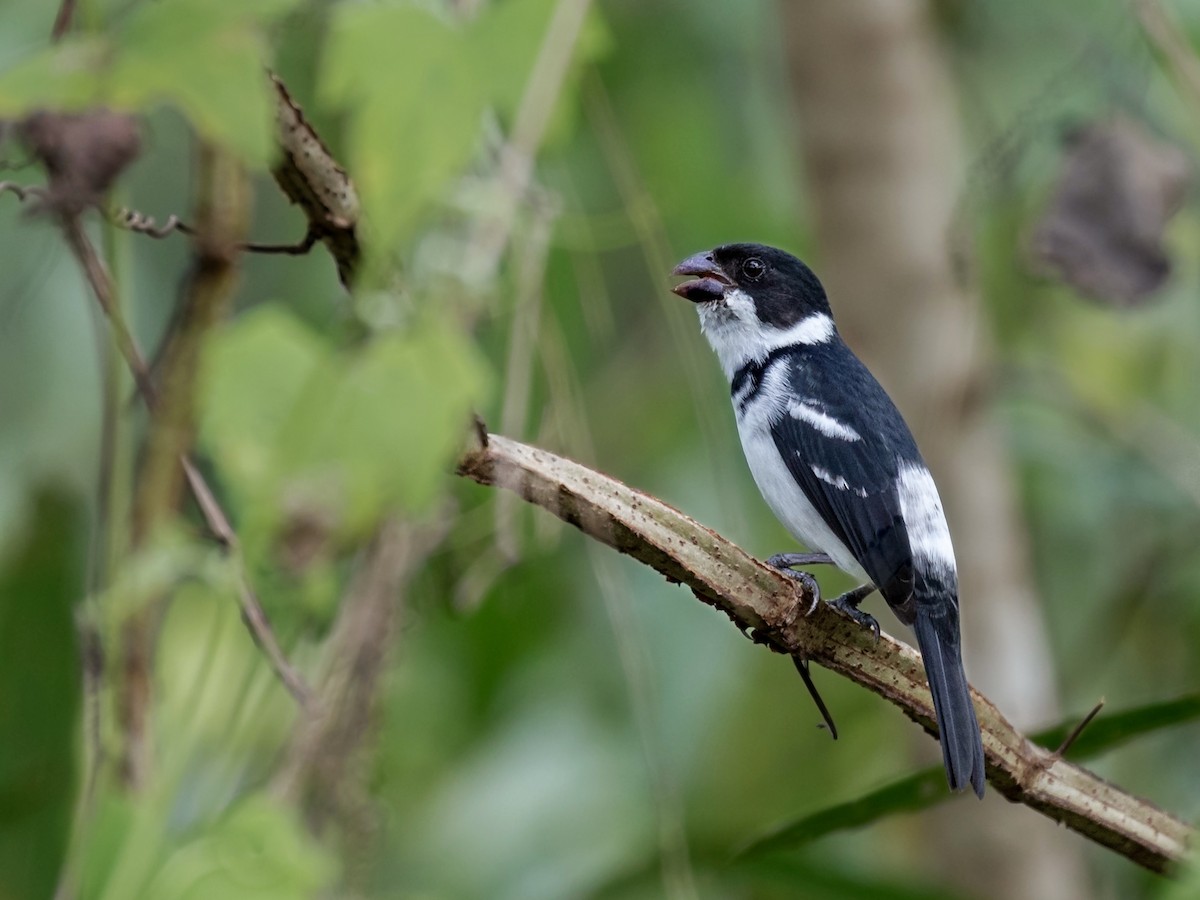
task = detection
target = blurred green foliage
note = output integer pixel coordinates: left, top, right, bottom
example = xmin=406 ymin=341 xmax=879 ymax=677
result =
xmin=0 ymin=0 xmax=1199 ymax=898
xmin=0 ymin=490 xmax=84 ymax=900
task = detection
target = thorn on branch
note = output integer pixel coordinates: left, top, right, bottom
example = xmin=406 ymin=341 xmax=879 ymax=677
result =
xmin=472 ymin=414 xmax=490 ymax=449
xmin=1054 ymin=698 xmax=1105 ymax=757
xmin=793 ymin=656 xmax=839 ymax=740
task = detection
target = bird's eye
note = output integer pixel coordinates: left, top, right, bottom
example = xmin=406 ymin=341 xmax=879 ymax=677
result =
xmin=742 ymin=257 xmax=766 ymax=281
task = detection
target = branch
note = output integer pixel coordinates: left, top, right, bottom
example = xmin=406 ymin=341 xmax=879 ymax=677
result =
xmin=58 ymin=217 xmax=313 ymax=711
xmin=456 ymin=432 xmax=1195 ymax=874
xmin=50 ymin=0 xmax=77 ymax=42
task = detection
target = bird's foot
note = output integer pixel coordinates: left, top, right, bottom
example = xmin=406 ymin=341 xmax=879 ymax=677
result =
xmin=764 ymin=557 xmax=821 ymax=616
xmin=766 ymin=552 xmax=834 ymax=570
xmin=828 ymin=583 xmax=880 ymax=642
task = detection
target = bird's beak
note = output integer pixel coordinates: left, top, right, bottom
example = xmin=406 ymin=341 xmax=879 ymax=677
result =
xmin=671 ymin=251 xmax=733 ymax=303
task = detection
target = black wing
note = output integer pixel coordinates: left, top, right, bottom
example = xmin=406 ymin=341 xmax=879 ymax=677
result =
xmin=768 ymin=345 xmax=923 ymax=616
xmin=765 ymin=344 xmax=983 ymax=796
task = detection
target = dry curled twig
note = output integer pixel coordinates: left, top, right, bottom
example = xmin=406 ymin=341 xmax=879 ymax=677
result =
xmin=108 ymin=204 xmax=320 ymax=256
xmin=0 ymin=180 xmax=48 ymax=203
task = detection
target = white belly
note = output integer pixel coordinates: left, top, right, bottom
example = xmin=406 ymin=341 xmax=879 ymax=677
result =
xmin=732 ymin=358 xmax=869 ymax=582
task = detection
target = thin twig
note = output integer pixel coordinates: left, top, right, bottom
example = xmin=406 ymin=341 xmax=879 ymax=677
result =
xmin=462 ymin=0 xmax=592 ymax=283
xmin=1055 ymin=699 xmax=1106 ymax=757
xmin=51 ymin=0 xmax=78 ymax=41
xmin=242 ymin=230 xmax=318 ymax=256
xmin=0 ymin=180 xmax=47 ymax=202
xmin=107 ymin=206 xmax=187 ymax=238
xmin=108 ymin=205 xmax=320 ymax=256
xmin=457 ymin=433 xmax=1195 ymax=874
xmin=58 ymin=216 xmax=313 ymax=708
xmin=792 ymin=657 xmax=838 ymax=740
xmin=274 ymin=516 xmax=448 ymax=836
xmin=1136 ymin=0 xmax=1200 ymax=118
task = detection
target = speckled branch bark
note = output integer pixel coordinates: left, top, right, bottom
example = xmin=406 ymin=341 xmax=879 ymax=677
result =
xmin=457 ymin=432 xmax=1194 ymax=875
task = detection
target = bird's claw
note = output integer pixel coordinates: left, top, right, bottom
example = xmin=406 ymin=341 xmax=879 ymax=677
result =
xmin=829 ymin=591 xmax=880 ymax=642
xmin=764 ymin=558 xmax=822 ymax=615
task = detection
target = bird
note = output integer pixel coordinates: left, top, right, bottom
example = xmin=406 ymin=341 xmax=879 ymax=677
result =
xmin=671 ymin=242 xmax=986 ymax=798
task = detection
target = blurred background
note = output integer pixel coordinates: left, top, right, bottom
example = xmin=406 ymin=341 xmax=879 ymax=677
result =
xmin=2 ymin=0 xmax=1200 ymax=897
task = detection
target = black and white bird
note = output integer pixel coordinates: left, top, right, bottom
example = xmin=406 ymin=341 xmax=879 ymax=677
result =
xmin=672 ymin=242 xmax=986 ymax=798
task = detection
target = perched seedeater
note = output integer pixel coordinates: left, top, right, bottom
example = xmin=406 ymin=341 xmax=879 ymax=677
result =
xmin=673 ymin=243 xmax=985 ymax=798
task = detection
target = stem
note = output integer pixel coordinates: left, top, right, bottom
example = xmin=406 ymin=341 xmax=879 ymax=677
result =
xmin=57 ymin=216 xmax=313 ymax=722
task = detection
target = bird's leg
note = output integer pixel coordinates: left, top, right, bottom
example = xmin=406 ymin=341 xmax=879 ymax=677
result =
xmin=766 ymin=552 xmax=834 ymax=570
xmin=828 ymin=583 xmax=880 ymax=641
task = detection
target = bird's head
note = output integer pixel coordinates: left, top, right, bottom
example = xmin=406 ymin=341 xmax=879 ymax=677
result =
xmin=672 ymin=243 xmax=835 ymax=376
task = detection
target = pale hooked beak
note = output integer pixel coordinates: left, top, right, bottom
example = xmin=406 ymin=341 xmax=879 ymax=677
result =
xmin=671 ymin=251 xmax=733 ymax=303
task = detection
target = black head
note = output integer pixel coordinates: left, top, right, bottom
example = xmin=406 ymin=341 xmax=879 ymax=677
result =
xmin=671 ymin=243 xmax=830 ymax=328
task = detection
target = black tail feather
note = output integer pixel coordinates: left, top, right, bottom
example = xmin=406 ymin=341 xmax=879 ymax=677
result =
xmin=912 ymin=608 xmax=985 ymax=798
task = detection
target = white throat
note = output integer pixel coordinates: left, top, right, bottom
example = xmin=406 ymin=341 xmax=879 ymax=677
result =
xmin=696 ymin=289 xmax=835 ymax=380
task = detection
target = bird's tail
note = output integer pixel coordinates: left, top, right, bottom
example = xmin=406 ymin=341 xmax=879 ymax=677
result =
xmin=912 ymin=605 xmax=985 ymax=798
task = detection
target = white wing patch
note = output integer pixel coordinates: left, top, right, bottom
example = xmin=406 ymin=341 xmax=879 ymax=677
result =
xmin=895 ymin=462 xmax=956 ymax=575
xmin=789 ymin=400 xmax=861 ymax=441
xmin=811 ymin=464 xmax=868 ymax=497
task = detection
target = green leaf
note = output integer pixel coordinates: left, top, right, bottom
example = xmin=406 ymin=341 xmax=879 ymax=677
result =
xmin=200 ymin=306 xmax=328 ymax=497
xmin=87 ymin=790 xmax=335 ymax=900
xmin=281 ymin=318 xmax=489 ymax=526
xmin=320 ymin=0 xmax=561 ymax=257
xmin=200 ymin=307 xmax=488 ymax=545
xmin=0 ymin=38 xmax=111 ymax=114
xmin=468 ymin=0 xmax=559 ymax=117
xmin=733 ymin=855 xmax=970 ymax=900
xmin=0 ymin=1 xmax=302 ymax=165
xmin=739 ymin=693 xmax=1200 ymax=857
xmin=0 ymin=488 xmax=86 ymax=900
xmin=322 ymin=6 xmax=489 ymax=255
xmin=1162 ymin=859 xmax=1200 ymax=900
xmin=107 ymin=1 xmax=287 ymax=165
xmin=139 ymin=794 xmax=336 ymax=899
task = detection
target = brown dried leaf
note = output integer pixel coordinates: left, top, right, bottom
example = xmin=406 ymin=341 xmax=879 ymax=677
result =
xmin=270 ymin=74 xmax=360 ymax=286
xmin=1029 ymin=115 xmax=1189 ymax=306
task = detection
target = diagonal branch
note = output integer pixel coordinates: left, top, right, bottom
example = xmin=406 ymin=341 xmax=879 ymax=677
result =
xmin=58 ymin=217 xmax=313 ymax=710
xmin=456 ymin=432 xmax=1195 ymax=874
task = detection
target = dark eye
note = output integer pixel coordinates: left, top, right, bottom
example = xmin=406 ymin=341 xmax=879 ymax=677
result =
xmin=742 ymin=257 xmax=766 ymax=281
